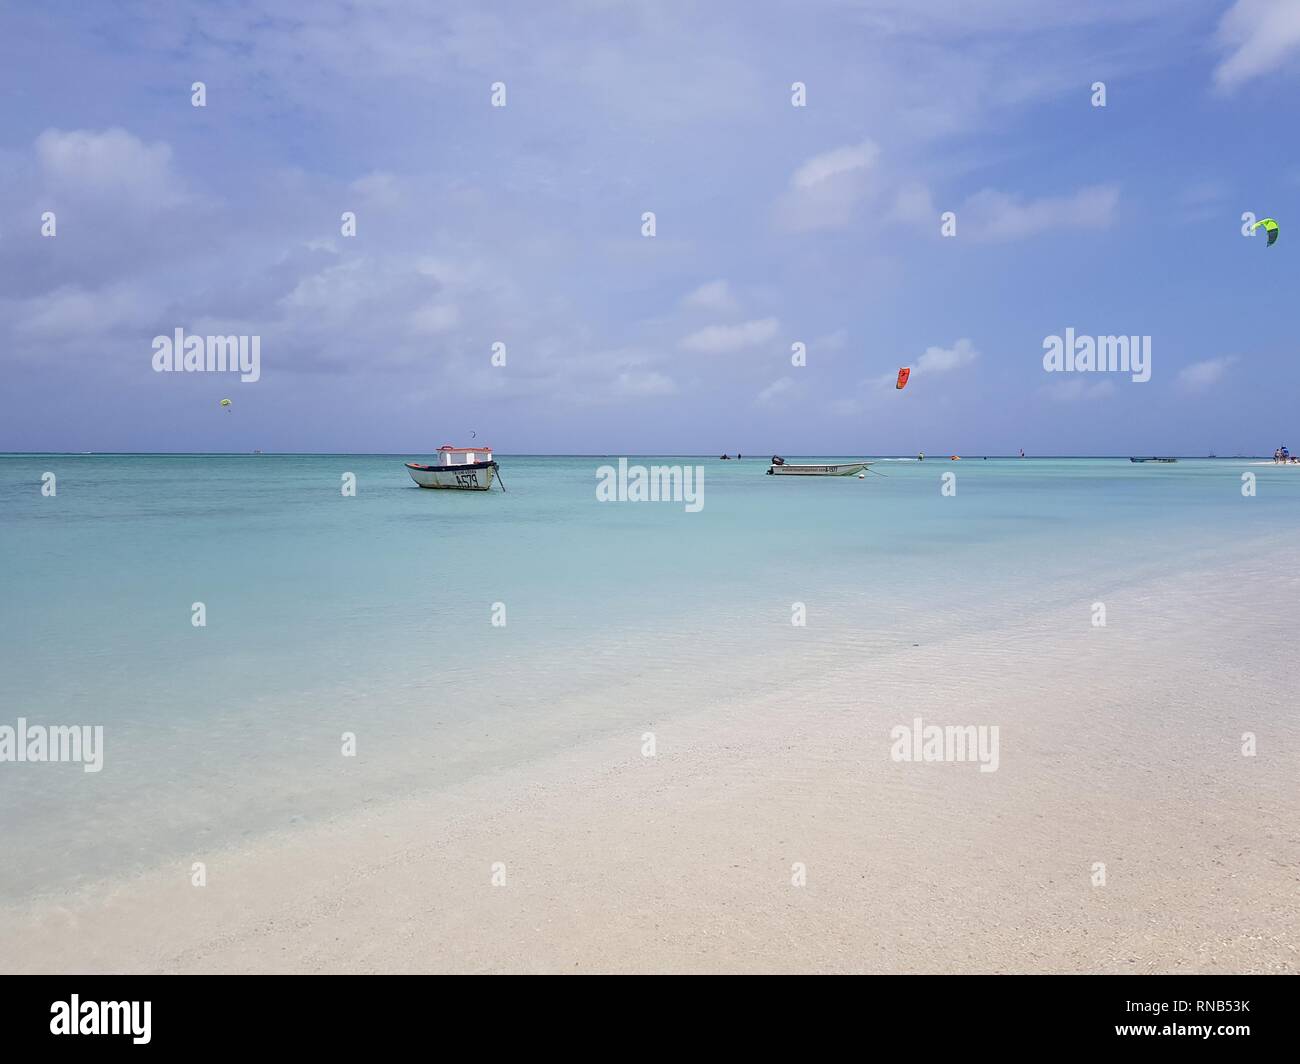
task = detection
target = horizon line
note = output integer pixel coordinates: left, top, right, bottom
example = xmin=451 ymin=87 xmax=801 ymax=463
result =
xmin=0 ymin=452 xmax=1269 ymax=459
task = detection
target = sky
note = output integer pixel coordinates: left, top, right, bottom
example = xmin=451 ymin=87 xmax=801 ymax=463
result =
xmin=1 ymin=0 xmax=1298 ymax=455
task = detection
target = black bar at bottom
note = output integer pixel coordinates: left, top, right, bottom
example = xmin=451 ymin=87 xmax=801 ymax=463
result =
xmin=0 ymin=974 xmax=1290 ymax=1051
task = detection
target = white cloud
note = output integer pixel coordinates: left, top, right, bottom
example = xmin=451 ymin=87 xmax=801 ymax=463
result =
xmin=610 ymin=369 xmax=677 ymax=398
xmin=409 ymin=302 xmax=460 ymax=334
xmin=9 ymin=283 xmax=154 ymax=340
xmin=350 ymin=171 xmax=403 ymax=206
xmin=279 ymin=259 xmax=375 ymax=318
xmin=756 ymin=377 xmax=797 ymax=406
xmin=683 ymin=279 xmax=739 ymax=313
xmin=960 ymin=184 xmax=1118 ymax=241
xmin=414 ymin=256 xmax=487 ymax=287
xmin=778 ymin=140 xmax=880 ymax=232
xmin=814 ymin=329 xmax=848 ymax=352
xmin=35 ymin=128 xmax=188 ymax=211
xmin=780 ymin=142 xmax=1117 ymax=242
xmin=1215 ymin=0 xmax=1300 ymax=90
xmin=1177 ymin=355 xmax=1238 ymax=392
xmin=847 ymin=0 xmax=1179 ymax=36
xmin=916 ymin=337 xmax=979 ymax=373
xmin=681 ymin=317 xmax=779 ymax=354
xmin=791 ymin=142 xmax=880 ymax=189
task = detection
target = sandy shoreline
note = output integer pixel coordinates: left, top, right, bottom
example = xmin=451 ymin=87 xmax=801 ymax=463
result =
xmin=3 ymin=552 xmax=1298 ymax=974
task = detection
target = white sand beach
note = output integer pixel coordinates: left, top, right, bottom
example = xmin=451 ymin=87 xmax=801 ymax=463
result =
xmin=3 ymin=551 xmax=1297 ymax=974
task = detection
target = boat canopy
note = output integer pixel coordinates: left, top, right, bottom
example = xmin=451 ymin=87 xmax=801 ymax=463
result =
xmin=435 ymin=444 xmax=492 ymax=465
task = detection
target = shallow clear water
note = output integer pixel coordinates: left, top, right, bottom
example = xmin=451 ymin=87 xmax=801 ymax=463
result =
xmin=1 ymin=454 xmax=1296 ymax=899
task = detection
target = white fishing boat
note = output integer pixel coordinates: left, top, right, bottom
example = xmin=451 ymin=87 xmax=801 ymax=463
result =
xmin=406 ymin=445 xmax=502 ymax=491
xmin=766 ymin=455 xmax=869 ymax=477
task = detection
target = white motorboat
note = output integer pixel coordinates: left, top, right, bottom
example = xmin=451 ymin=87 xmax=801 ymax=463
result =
xmin=767 ymin=455 xmax=869 ymax=477
xmin=406 ymin=445 xmax=501 ymax=490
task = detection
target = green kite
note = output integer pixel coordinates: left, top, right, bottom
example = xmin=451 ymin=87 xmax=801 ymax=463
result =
xmin=1251 ymin=217 xmax=1279 ymax=247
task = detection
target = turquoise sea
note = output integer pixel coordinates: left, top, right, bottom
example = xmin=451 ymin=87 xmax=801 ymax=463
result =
xmin=1 ymin=454 xmax=1297 ymax=901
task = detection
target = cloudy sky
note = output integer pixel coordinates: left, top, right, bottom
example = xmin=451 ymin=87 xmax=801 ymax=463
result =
xmin=1 ymin=0 xmax=1298 ymax=454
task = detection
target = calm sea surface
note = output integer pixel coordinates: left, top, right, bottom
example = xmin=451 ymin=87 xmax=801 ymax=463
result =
xmin=1 ymin=454 xmax=1296 ymax=899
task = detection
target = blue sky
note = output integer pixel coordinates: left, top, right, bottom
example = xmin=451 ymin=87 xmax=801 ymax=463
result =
xmin=1 ymin=0 xmax=1298 ymax=455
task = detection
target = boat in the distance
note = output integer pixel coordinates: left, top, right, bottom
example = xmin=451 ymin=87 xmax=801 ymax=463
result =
xmin=406 ymin=444 xmax=502 ymax=490
xmin=1129 ymin=457 xmax=1177 ymax=463
xmin=767 ymin=455 xmax=869 ymax=476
